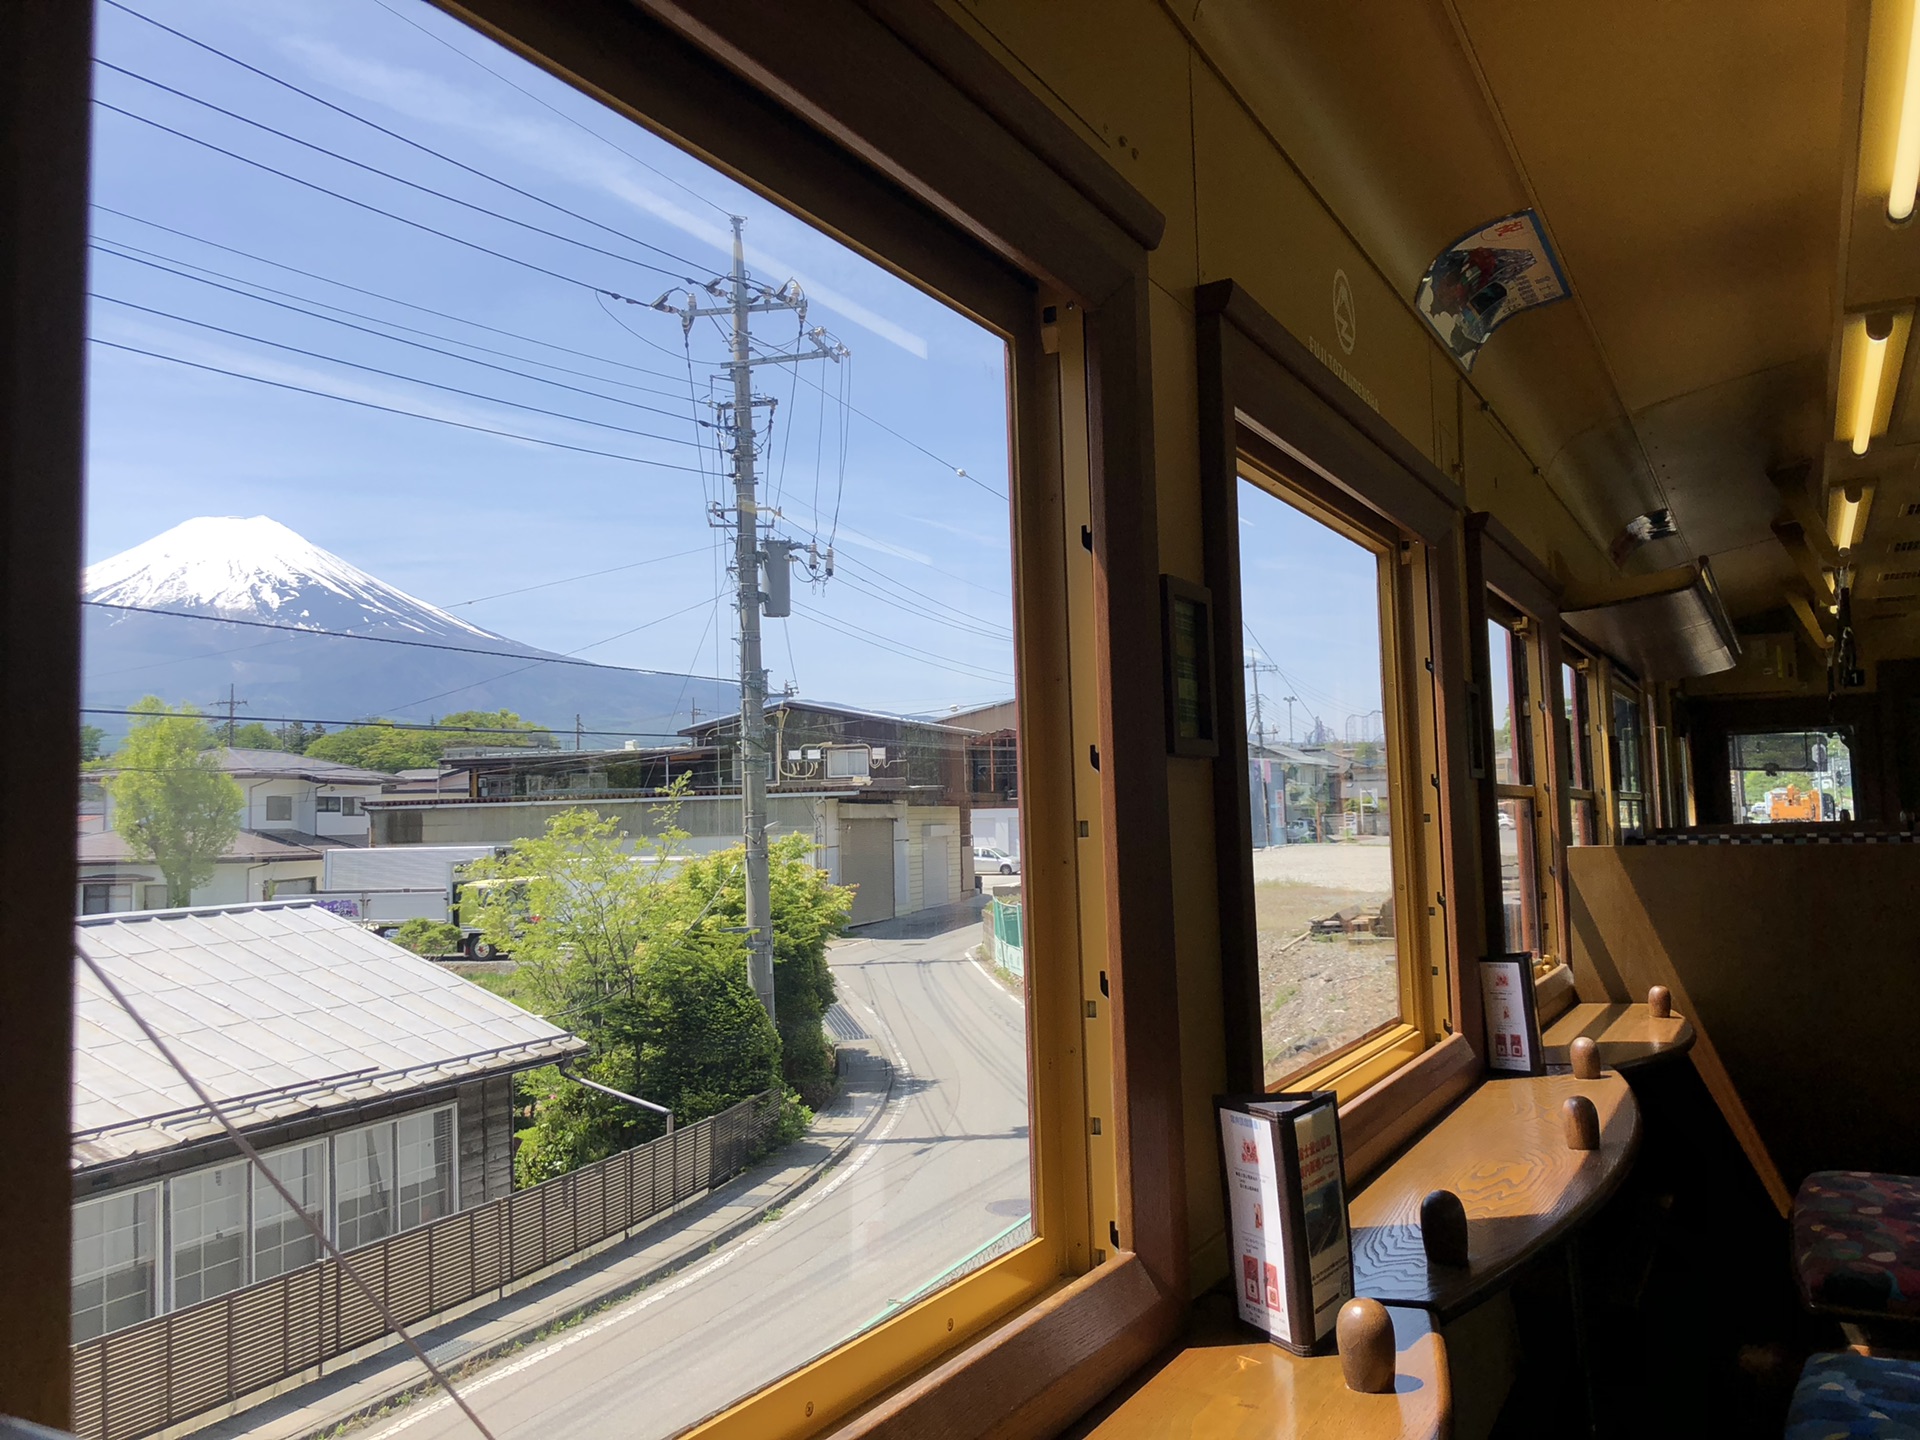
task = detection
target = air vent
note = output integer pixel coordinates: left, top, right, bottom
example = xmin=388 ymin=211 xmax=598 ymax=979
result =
xmin=1873 ymin=611 xmax=1913 ymax=621
xmin=1905 ymin=502 xmax=1920 ymax=517
xmin=1882 ymin=569 xmax=1920 ymax=582
xmin=1896 ymin=539 xmax=1920 ymax=554
xmin=1878 ymin=592 xmax=1917 ymax=602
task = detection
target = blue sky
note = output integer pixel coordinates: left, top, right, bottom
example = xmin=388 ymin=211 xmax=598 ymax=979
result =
xmin=86 ymin=0 xmax=1015 ymax=719
xmin=87 ymin=0 xmax=1385 ymax=733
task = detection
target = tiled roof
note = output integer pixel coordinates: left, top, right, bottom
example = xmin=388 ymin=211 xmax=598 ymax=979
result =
xmin=72 ymin=901 xmax=582 ymax=1170
xmin=77 ymin=829 xmax=362 ymax=865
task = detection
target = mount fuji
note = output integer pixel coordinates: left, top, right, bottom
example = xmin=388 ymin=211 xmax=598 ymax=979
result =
xmin=82 ymin=517 xmax=734 ymax=745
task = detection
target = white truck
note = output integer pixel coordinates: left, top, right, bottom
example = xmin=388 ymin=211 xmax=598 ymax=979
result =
xmin=316 ymin=845 xmax=507 ymax=957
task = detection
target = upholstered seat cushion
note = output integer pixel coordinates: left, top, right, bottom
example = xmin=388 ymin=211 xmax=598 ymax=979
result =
xmin=1785 ymin=1351 xmax=1920 ymax=1439
xmin=1794 ymin=1172 xmax=1920 ymax=1319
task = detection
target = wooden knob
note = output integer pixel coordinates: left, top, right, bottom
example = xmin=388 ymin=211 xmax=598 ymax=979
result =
xmin=1337 ymin=1297 xmax=1396 ymax=1394
xmin=1569 ymin=1035 xmax=1600 ymax=1080
xmin=1563 ymin=1094 xmax=1600 ymax=1151
xmin=1420 ymin=1188 xmax=1469 ymax=1268
xmin=1647 ymin=985 xmax=1672 ymax=1019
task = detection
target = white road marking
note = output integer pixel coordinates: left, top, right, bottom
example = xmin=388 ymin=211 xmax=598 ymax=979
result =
xmin=968 ymin=958 xmax=1024 ymax=1008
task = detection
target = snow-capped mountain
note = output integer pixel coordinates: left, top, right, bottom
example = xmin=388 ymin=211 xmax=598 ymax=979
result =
xmin=82 ymin=517 xmax=734 ymax=745
xmin=84 ymin=516 xmax=509 ymax=645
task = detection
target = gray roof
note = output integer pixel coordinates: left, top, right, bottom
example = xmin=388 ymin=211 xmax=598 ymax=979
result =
xmin=215 ymin=748 xmax=393 ymax=785
xmin=72 ymin=901 xmax=582 ymax=1171
xmin=78 ymin=828 xmax=362 ymax=865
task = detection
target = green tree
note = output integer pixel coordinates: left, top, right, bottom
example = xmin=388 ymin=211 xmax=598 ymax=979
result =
xmin=79 ymin=724 xmax=107 ymax=766
xmin=463 ymin=803 xmax=783 ymax=1183
xmin=105 ymin=698 xmax=244 ymax=905
xmin=305 ymin=710 xmax=554 ymax=773
xmin=228 ymin=721 xmax=281 ymax=751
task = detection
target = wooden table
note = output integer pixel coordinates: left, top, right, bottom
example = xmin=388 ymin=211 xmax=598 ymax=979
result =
xmin=1082 ymin=1294 xmax=1448 ymax=1439
xmin=1543 ymin=1002 xmax=1694 ymax=1071
xmin=1348 ymin=1073 xmax=1640 ymax=1319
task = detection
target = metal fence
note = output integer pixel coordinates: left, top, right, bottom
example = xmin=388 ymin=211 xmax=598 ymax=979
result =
xmin=71 ymin=1090 xmax=783 ymax=1440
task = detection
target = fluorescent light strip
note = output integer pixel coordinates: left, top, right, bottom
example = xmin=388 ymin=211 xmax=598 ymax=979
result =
xmin=1853 ymin=332 xmax=1889 ymax=455
xmin=1893 ymin=0 xmax=1920 ymax=221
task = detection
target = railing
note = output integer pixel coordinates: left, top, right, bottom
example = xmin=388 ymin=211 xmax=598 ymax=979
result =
xmin=71 ymin=1090 xmax=784 ymax=1440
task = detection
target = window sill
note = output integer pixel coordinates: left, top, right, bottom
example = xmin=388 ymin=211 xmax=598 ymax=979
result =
xmin=1338 ymin=1031 xmax=1478 ymax=1184
xmin=1288 ymin=1022 xmax=1428 ymax=1107
xmin=1534 ymin=961 xmax=1576 ymax=1026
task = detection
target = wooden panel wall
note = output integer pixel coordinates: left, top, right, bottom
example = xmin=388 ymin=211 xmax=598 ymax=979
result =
xmin=1568 ymin=845 xmax=1920 ymax=1201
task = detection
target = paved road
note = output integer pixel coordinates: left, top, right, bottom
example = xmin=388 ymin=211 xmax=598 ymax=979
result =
xmin=365 ymin=905 xmax=1029 ymax=1440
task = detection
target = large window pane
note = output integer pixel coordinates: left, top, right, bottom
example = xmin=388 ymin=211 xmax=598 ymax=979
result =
xmin=396 ymin=1108 xmax=455 ymax=1231
xmin=1495 ymin=797 xmax=1540 ymax=953
xmin=1728 ymin=731 xmax=1854 ymax=823
xmin=78 ymin=0 xmax=1035 ymax=1430
xmin=1612 ymin=688 xmax=1646 ymax=837
xmin=72 ymin=1188 xmax=158 ymax=1342
xmin=1239 ymin=478 xmax=1400 ymax=1083
xmin=1487 ymin=619 xmax=1531 ymax=785
xmin=169 ymin=1161 xmax=248 ymax=1308
xmin=334 ymin=1123 xmax=395 ymax=1252
xmin=1562 ymin=661 xmax=1591 ymax=791
xmin=254 ymin=1141 xmax=327 ymax=1281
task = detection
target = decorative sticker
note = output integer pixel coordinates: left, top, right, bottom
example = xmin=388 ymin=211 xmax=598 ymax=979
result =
xmin=1415 ymin=209 xmax=1570 ymax=370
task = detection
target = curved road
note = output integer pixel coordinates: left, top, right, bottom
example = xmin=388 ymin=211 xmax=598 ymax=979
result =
xmin=366 ymin=903 xmax=1029 ymax=1440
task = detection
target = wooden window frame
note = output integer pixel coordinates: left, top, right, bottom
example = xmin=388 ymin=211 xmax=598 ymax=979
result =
xmin=1196 ymin=282 xmax=1485 ymax=1182
xmin=1560 ymin=645 xmax=1602 ymax=846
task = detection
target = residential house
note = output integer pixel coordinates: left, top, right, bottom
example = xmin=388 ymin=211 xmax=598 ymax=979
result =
xmin=943 ymin=698 xmax=1019 ymax=856
xmin=77 ymin=749 xmax=390 ymax=913
xmin=70 ymin=901 xmax=583 ymax=1342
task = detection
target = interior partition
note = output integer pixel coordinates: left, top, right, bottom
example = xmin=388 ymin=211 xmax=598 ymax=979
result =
xmin=1567 ymin=843 xmax=1920 ymax=1203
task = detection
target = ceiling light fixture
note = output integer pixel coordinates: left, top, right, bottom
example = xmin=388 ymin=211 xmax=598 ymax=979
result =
xmin=1830 ymin=482 xmax=1875 ymax=553
xmin=1839 ymin=310 xmax=1907 ymax=456
xmin=1893 ymin=0 xmax=1920 ymax=221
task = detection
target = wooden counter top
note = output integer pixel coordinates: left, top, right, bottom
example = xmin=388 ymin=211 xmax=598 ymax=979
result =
xmin=1081 ymin=1294 xmax=1447 ymax=1439
xmin=1543 ymin=1002 xmax=1694 ymax=1071
xmin=1349 ymin=1073 xmax=1639 ymax=1319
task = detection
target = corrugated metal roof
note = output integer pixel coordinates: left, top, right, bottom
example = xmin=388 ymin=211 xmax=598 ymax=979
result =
xmin=72 ymin=901 xmax=582 ymax=1171
xmin=77 ymin=828 xmax=363 ymax=864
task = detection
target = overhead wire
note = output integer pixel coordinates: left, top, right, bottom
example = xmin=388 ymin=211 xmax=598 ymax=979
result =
xmin=791 ymin=602 xmax=1013 ymax=685
xmin=92 ymin=291 xmax=709 ymax=448
xmin=92 ymin=241 xmax=700 ymax=412
xmin=79 ymin=707 xmax=686 ymax=742
xmin=446 ymin=546 xmax=711 ymax=608
xmin=89 ymin=336 xmax=711 ymax=473
xmin=99 ymin=3 xmax=716 ymax=274
xmin=93 ymin=62 xmax=706 ymax=286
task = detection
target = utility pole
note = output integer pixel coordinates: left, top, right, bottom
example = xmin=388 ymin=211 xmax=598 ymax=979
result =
xmin=1245 ymin=656 xmax=1279 ymax=748
xmin=217 ymin=684 xmax=248 ymax=746
xmin=648 ymin=217 xmax=847 ymax=1018
xmin=1284 ymin=694 xmax=1298 ymax=745
xmin=575 ymin=714 xmax=584 ymax=751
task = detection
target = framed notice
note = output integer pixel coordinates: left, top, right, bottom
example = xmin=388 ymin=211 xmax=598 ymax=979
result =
xmin=1480 ymin=954 xmax=1544 ymax=1075
xmin=1161 ymin=575 xmax=1218 ymax=758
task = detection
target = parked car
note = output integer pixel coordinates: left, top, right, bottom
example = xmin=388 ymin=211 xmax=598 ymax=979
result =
xmin=973 ymin=845 xmax=1020 ymax=875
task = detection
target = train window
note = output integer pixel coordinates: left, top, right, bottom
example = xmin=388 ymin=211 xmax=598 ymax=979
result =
xmin=1610 ymin=683 xmax=1648 ymax=838
xmin=1487 ymin=614 xmax=1541 ymax=955
xmin=1238 ymin=474 xmax=1412 ymax=1087
xmin=1562 ymin=654 xmax=1601 ymax=845
xmin=1728 ymin=730 xmax=1855 ymax=823
xmin=74 ymin=1 xmax=1084 ymax=1434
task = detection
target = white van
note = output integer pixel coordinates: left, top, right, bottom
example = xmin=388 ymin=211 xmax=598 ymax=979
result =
xmin=973 ymin=845 xmax=1020 ymax=875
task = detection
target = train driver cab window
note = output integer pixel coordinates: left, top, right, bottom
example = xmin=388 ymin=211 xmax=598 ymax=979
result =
xmin=1728 ymin=730 xmax=1855 ymax=823
xmin=1561 ymin=653 xmax=1601 ymax=845
xmin=1238 ymin=472 xmax=1432 ymax=1092
xmin=1611 ymin=682 xmax=1649 ymax=838
xmin=1486 ymin=611 xmax=1542 ymax=957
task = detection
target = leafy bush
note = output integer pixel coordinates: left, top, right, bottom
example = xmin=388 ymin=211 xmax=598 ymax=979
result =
xmin=392 ymin=918 xmax=463 ymax=957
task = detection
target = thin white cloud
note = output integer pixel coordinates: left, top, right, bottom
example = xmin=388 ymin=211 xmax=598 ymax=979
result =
xmin=277 ymin=36 xmax=930 ymax=358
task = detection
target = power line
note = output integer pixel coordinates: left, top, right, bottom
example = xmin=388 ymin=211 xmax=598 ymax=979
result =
xmin=92 ymin=207 xmax=694 ymax=389
xmin=792 ymin=602 xmax=1013 ymax=685
xmin=89 ymin=336 xmax=711 ymax=473
xmin=446 ymin=545 xmax=711 ymax=608
xmin=93 ymin=241 xmax=700 ymax=413
xmin=93 ymin=67 xmax=705 ymax=288
xmin=365 ymin=0 xmax=734 ymax=221
xmin=99 ymin=3 xmax=718 ymax=272
xmin=93 ymin=291 xmax=708 ymax=449
xmin=91 ymin=100 xmax=659 ymax=299
xmin=79 ymin=708 xmax=693 ymax=741
xmin=81 ymin=598 xmax=732 ymax=680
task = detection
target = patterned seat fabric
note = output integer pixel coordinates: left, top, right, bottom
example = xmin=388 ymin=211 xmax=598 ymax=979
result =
xmin=1794 ymin=1172 xmax=1920 ymax=1319
xmin=1785 ymin=1351 xmax=1920 ymax=1439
